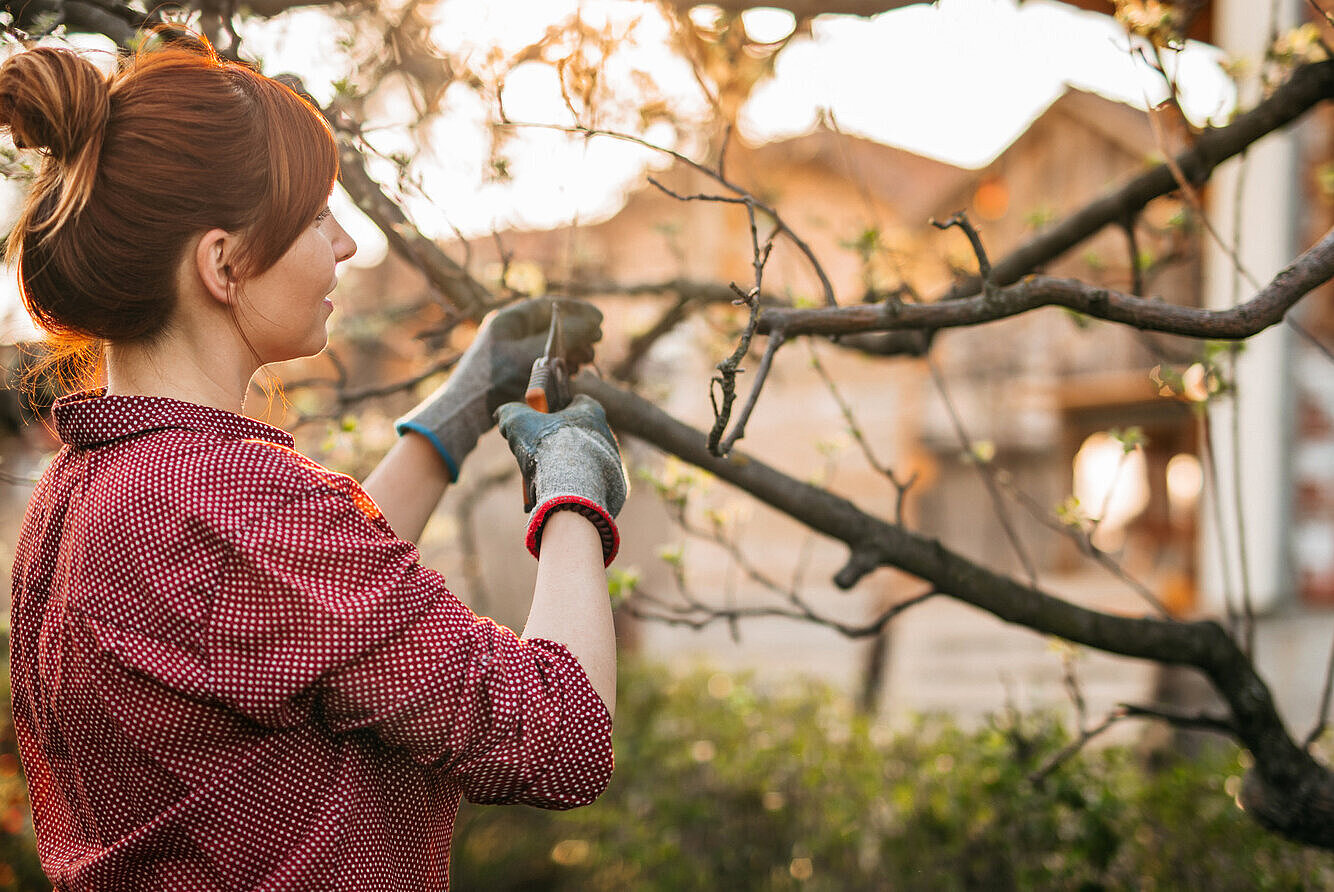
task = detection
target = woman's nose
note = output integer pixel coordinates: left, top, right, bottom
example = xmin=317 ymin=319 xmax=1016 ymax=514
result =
xmin=333 ymin=217 xmax=357 ymax=263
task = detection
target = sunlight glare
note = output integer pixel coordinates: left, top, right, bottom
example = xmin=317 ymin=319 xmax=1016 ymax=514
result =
xmin=1073 ymin=432 xmax=1150 ymax=551
xmin=0 ymin=267 xmax=36 ymax=345
xmin=501 ymin=62 xmax=576 ymax=125
xmin=688 ymin=5 xmax=725 ymax=31
xmin=330 ymin=186 xmax=387 ymax=269
xmin=1166 ymin=453 xmax=1204 ymax=523
xmin=741 ymin=8 xmax=797 ymax=44
xmin=740 ymin=0 xmax=1234 ymax=168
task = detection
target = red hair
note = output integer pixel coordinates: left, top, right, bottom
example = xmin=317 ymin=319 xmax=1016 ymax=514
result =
xmin=0 ymin=32 xmax=339 ymax=391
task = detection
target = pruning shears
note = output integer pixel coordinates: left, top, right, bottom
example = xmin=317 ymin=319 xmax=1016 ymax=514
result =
xmin=520 ymin=302 xmax=572 ymax=511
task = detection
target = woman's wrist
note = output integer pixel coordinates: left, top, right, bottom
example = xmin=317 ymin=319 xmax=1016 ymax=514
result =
xmin=535 ymin=509 xmax=606 ymax=567
xmin=527 ymin=496 xmax=620 ymax=566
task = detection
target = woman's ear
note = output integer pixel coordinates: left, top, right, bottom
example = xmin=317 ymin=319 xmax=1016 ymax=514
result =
xmin=193 ymin=229 xmax=238 ymax=305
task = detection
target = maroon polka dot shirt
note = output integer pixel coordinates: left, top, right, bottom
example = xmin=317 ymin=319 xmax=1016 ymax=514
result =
xmin=9 ymin=391 xmax=613 ymax=890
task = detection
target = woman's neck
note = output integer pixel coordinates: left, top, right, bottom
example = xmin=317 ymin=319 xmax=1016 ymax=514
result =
xmin=105 ymin=329 xmax=257 ymax=414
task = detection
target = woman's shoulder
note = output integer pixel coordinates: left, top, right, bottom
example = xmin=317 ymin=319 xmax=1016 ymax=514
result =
xmin=95 ymin=426 xmax=359 ymax=528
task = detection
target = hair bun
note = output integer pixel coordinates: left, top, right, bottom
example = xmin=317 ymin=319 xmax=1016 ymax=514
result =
xmin=0 ymin=47 xmax=109 ymax=164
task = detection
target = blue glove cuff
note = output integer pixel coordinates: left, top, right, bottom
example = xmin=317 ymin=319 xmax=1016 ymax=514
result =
xmin=395 ymin=420 xmax=462 ymax=483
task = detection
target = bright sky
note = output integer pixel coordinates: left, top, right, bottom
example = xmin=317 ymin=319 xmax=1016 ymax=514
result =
xmin=1 ymin=0 xmax=1236 ymax=342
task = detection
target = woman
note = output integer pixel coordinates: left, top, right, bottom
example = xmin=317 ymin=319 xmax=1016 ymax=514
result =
xmin=1 ymin=31 xmax=625 ymax=891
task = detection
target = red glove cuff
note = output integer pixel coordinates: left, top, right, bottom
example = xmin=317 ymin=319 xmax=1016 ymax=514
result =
xmin=526 ymin=495 xmax=620 ymax=567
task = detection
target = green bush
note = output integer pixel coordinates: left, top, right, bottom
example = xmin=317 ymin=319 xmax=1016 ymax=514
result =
xmin=2 ymin=659 xmax=1332 ymax=889
xmin=453 ymin=663 xmax=1334 ymax=891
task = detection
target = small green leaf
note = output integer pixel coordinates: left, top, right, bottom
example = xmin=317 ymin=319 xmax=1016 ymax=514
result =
xmin=1024 ymin=206 xmax=1055 ymax=229
xmin=1108 ymin=426 xmax=1146 ymax=453
xmin=607 ymin=568 xmax=640 ymax=607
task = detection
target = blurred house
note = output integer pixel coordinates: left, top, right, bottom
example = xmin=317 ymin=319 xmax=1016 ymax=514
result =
xmin=443 ymin=55 xmax=1333 ymax=735
xmin=443 ymin=87 xmax=1199 ymax=722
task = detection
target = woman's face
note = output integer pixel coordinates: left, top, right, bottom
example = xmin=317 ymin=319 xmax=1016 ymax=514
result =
xmin=234 ymin=206 xmax=357 ymax=365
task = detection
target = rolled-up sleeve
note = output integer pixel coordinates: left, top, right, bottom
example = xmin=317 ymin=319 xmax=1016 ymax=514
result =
xmin=201 ymin=468 xmax=613 ymax=809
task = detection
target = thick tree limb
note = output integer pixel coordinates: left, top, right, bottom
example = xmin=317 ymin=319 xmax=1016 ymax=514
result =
xmin=950 ymin=58 xmax=1334 ymax=299
xmin=577 ymin=371 xmax=1334 ymax=848
xmin=333 ymin=144 xmax=493 ymax=318
xmin=759 ymin=224 xmax=1334 ymax=339
xmin=0 ymin=0 xmax=352 ymax=41
xmin=813 ymin=57 xmax=1334 ymax=357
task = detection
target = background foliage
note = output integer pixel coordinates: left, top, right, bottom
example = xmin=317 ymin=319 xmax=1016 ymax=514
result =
xmin=452 ymin=663 xmax=1334 ymax=890
xmin=0 ymin=654 xmax=1331 ymax=888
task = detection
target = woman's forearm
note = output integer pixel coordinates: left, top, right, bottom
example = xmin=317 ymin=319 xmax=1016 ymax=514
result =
xmin=521 ymin=510 xmax=617 ymax=718
xmin=361 ymin=432 xmax=452 ymax=543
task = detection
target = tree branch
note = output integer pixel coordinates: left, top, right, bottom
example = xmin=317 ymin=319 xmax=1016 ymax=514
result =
xmin=503 ymin=119 xmax=838 ymax=306
xmin=778 ymin=56 xmax=1334 ymax=357
xmin=578 ymin=371 xmax=1334 ymax=847
xmin=759 ymin=225 xmax=1334 ymax=339
xmin=1119 ymin=702 xmax=1238 ymax=735
xmin=332 ymin=140 xmax=494 ymax=318
xmin=610 ymin=294 xmax=696 ymax=382
xmin=946 ymin=58 xmax=1334 ymax=300
xmin=926 ymin=356 xmax=1038 ymax=587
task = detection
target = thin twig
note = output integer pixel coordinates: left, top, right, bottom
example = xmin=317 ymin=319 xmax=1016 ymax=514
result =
xmin=491 ymin=229 xmax=520 ymax=297
xmin=1122 ymin=215 xmax=1146 ymax=296
xmin=643 ymin=177 xmax=779 ymax=455
xmin=1289 ymin=316 xmax=1334 ymax=363
xmin=1225 ymin=347 xmax=1257 ymax=656
xmin=717 ymin=122 xmax=732 ymax=183
xmin=1086 ymin=448 xmax=1133 ymax=544
xmin=707 ymin=200 xmax=779 ymax=456
xmin=610 ymin=294 xmax=696 ymax=383
xmin=1000 ymin=477 xmax=1173 ymax=618
xmin=927 ymin=357 xmax=1039 ymax=587
xmin=932 ymin=211 xmax=993 ymax=288
xmin=501 ymin=118 xmax=838 ymax=306
xmin=1032 ymin=698 xmax=1238 ymax=785
xmin=1306 ymin=633 xmax=1334 ymax=749
xmin=1030 ymin=710 xmax=1124 ymax=785
xmin=716 ymin=328 xmax=784 ymax=455
xmin=1309 ymin=0 xmax=1334 ymax=30
xmin=1198 ymin=411 xmax=1241 ymax=636
xmin=1135 ymin=47 xmax=1265 ymax=295
xmin=622 ymin=587 xmax=938 ymax=638
xmin=0 ymin=468 xmax=40 ymax=486
xmin=1061 ymin=645 xmax=1089 ymax=731
xmin=1118 ymin=701 xmax=1237 ymax=734
xmin=807 ymin=339 xmax=918 ymax=523
xmin=646 ymin=177 xmax=749 ymax=206
xmin=451 ymin=464 xmax=517 ymax=615
xmin=1222 ymin=142 xmax=1259 ymax=658
xmin=337 ymin=355 xmax=462 ymax=405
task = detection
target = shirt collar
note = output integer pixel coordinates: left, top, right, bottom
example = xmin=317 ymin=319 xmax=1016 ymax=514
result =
xmin=52 ymin=390 xmax=295 ymax=449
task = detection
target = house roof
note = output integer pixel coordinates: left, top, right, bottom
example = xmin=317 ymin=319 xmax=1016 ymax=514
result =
xmin=740 ymin=126 xmax=977 ymax=225
xmin=731 ymin=86 xmax=1158 ymax=226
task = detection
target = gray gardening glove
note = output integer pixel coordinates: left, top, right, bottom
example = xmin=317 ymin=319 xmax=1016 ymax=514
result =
xmin=495 ymin=394 xmax=628 ymax=566
xmin=396 ymin=297 xmax=603 ymax=480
